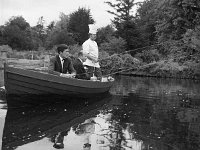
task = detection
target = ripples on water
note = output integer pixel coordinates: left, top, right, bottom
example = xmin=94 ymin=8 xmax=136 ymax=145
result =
xmin=0 ymin=75 xmax=200 ymax=150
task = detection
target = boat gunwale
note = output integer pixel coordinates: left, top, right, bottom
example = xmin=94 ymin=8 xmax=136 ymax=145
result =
xmin=5 ymin=65 xmax=114 ymax=89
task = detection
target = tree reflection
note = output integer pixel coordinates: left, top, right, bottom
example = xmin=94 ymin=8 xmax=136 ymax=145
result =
xmin=105 ymin=76 xmax=200 ymax=150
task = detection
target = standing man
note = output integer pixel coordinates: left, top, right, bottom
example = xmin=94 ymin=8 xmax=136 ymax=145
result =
xmin=82 ymin=24 xmax=102 ymax=80
xmin=73 ymin=51 xmax=90 ymax=80
xmin=48 ymin=44 xmax=76 ymax=78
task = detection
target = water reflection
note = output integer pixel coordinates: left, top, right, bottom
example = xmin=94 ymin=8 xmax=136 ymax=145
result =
xmin=2 ymin=94 xmax=112 ymax=150
xmin=109 ymin=76 xmax=200 ymax=150
xmin=1 ymin=75 xmax=200 ymax=150
xmin=0 ymin=85 xmax=7 ymax=150
xmin=0 ymin=70 xmax=4 ymax=87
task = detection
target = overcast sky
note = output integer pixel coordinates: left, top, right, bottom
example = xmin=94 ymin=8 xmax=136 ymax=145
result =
xmin=0 ymin=0 xmax=143 ymax=28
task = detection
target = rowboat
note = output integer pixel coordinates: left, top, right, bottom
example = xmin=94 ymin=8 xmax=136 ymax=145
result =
xmin=4 ymin=64 xmax=114 ymax=97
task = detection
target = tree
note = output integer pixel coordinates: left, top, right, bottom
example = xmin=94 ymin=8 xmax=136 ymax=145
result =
xmin=0 ymin=25 xmax=6 ymax=44
xmin=96 ymin=25 xmax=115 ymax=45
xmin=67 ymin=7 xmax=95 ymax=45
xmin=47 ymin=21 xmax=55 ymax=32
xmin=45 ymin=13 xmax=76 ymax=48
xmin=105 ymin=0 xmax=143 ymax=50
xmin=3 ymin=16 xmax=33 ymax=50
xmin=135 ymin=0 xmax=157 ymax=46
xmin=155 ymin=0 xmax=200 ymax=42
xmin=99 ymin=36 xmax=126 ymax=54
xmin=105 ymin=0 xmax=137 ymax=23
xmin=34 ymin=16 xmax=47 ymax=47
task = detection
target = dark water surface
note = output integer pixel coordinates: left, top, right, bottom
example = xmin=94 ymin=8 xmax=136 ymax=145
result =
xmin=0 ymin=74 xmax=200 ymax=150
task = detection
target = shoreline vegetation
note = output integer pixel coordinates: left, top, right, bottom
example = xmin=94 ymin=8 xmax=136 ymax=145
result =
xmin=0 ymin=45 xmax=200 ymax=80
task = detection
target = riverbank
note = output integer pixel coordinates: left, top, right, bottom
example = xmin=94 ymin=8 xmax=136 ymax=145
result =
xmin=118 ymin=60 xmax=200 ymax=80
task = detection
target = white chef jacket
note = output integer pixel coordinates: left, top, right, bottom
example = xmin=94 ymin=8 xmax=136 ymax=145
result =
xmin=82 ymin=38 xmax=100 ymax=68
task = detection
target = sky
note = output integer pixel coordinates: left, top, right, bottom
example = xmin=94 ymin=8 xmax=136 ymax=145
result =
xmin=0 ymin=0 xmax=143 ymax=28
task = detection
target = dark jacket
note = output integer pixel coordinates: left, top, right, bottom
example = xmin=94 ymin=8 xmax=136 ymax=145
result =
xmin=73 ymin=58 xmax=90 ymax=80
xmin=49 ymin=55 xmax=75 ymax=75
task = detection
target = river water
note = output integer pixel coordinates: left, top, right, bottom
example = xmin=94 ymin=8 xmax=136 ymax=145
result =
xmin=0 ymin=72 xmax=200 ymax=150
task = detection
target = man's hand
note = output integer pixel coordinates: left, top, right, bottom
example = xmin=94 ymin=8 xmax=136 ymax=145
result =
xmin=84 ymin=53 xmax=98 ymax=63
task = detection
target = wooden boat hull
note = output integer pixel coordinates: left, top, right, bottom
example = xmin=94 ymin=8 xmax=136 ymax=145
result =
xmin=4 ymin=65 xmax=114 ymax=97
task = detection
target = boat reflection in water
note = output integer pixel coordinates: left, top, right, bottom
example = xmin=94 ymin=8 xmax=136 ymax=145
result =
xmin=4 ymin=75 xmax=199 ymax=150
xmin=2 ymin=94 xmax=112 ymax=150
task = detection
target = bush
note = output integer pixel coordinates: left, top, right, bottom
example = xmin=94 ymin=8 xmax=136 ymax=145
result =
xmin=100 ymin=54 xmax=123 ymax=75
xmin=99 ymin=37 xmax=126 ymax=54
xmin=183 ymin=61 xmax=200 ymax=79
xmin=99 ymin=50 xmax=110 ymax=60
xmin=0 ymin=45 xmax=12 ymax=52
xmin=135 ymin=48 xmax=160 ymax=63
xmin=121 ymin=53 xmax=141 ymax=69
xmin=149 ymin=59 xmax=188 ymax=78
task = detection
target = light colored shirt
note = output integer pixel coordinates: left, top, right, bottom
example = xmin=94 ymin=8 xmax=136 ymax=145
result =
xmin=59 ymin=55 xmax=64 ymax=69
xmin=78 ymin=58 xmax=83 ymax=63
xmin=82 ymin=38 xmax=100 ymax=68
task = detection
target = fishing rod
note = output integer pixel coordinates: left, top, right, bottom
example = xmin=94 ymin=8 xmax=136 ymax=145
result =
xmin=75 ymin=62 xmax=150 ymax=77
xmin=102 ymin=63 xmax=152 ymax=77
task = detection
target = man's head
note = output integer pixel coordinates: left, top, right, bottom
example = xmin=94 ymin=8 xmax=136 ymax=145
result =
xmin=88 ymin=24 xmax=97 ymax=41
xmin=89 ymin=33 xmax=96 ymax=41
xmin=78 ymin=51 xmax=87 ymax=62
xmin=57 ymin=44 xmax=70 ymax=59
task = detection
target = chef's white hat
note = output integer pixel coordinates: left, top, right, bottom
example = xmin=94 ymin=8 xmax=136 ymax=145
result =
xmin=88 ymin=24 xmax=97 ymax=34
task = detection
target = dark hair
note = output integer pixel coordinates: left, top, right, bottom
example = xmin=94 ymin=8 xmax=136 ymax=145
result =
xmin=56 ymin=44 xmax=69 ymax=54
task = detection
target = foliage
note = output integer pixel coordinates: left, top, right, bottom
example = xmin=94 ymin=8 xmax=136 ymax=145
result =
xmin=47 ymin=21 xmax=55 ymax=32
xmin=99 ymin=50 xmax=110 ymax=61
xmin=69 ymin=44 xmax=82 ymax=56
xmin=31 ymin=16 xmax=47 ymax=47
xmin=135 ymin=0 xmax=157 ymax=46
xmin=100 ymin=53 xmax=141 ymax=75
xmin=155 ymin=0 xmax=200 ymax=42
xmin=105 ymin=0 xmax=143 ymax=50
xmin=68 ymin=8 xmax=94 ymax=44
xmin=46 ymin=29 xmax=76 ymax=48
xmin=100 ymin=54 xmax=123 ymax=75
xmin=96 ymin=25 xmax=115 ymax=45
xmin=68 ymin=7 xmax=95 ymax=45
xmin=135 ymin=48 xmax=160 ymax=63
xmin=183 ymin=28 xmax=200 ymax=50
xmin=183 ymin=61 xmax=200 ymax=78
xmin=7 ymin=50 xmax=41 ymax=60
xmin=7 ymin=51 xmax=24 ymax=59
xmin=151 ymin=59 xmax=188 ymax=77
xmin=181 ymin=28 xmax=200 ymax=62
xmin=6 ymin=16 xmax=30 ymax=30
xmin=45 ymin=13 xmax=76 ymax=48
xmin=1 ymin=16 xmax=33 ymax=50
xmin=117 ymin=20 xmax=144 ymax=49
xmin=99 ymin=36 xmax=126 ymax=54
xmin=0 ymin=45 xmax=12 ymax=52
xmin=121 ymin=53 xmax=141 ymax=69
xmin=156 ymin=27 xmax=200 ymax=64
xmin=105 ymin=0 xmax=137 ymax=22
xmin=46 ymin=8 xmax=95 ymax=48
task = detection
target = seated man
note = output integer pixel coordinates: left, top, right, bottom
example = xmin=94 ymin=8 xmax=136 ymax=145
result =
xmin=48 ymin=44 xmax=76 ymax=78
xmin=73 ymin=51 xmax=90 ymax=80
